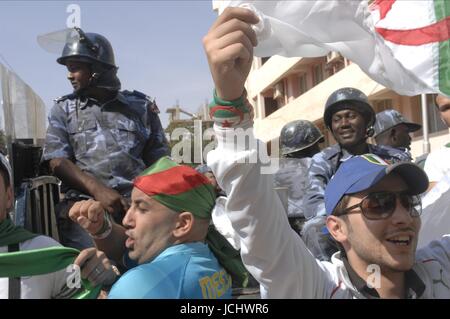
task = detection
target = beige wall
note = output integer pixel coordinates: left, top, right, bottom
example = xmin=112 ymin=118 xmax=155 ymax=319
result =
xmin=410 ymin=129 xmax=450 ymax=159
xmin=247 ymin=54 xmax=448 ymax=161
xmin=252 ymin=63 xmax=386 ymax=142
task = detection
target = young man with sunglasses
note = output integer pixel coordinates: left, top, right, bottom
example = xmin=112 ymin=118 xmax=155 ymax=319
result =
xmin=204 ymin=7 xmax=450 ymax=298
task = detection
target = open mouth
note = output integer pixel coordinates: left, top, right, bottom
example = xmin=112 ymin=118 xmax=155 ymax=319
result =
xmin=386 ymin=235 xmax=412 ymax=246
xmin=125 ymin=237 xmax=135 ymax=249
xmin=125 ymin=231 xmax=135 ymax=249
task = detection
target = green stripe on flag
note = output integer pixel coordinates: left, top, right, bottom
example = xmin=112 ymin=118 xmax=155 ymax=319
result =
xmin=435 ymin=0 xmax=450 ymax=95
xmin=139 ymin=156 xmax=178 ymax=176
xmin=0 ymin=246 xmax=101 ymax=299
xmin=152 ymin=183 xmax=215 ymax=219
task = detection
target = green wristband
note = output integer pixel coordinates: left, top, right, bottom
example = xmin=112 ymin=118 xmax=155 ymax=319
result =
xmin=213 ymin=89 xmax=245 ymax=107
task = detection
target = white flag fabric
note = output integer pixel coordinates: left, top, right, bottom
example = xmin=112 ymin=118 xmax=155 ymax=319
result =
xmin=418 ymin=175 xmax=450 ymax=249
xmin=0 ymin=63 xmax=47 ymax=143
xmin=213 ymin=0 xmax=450 ymax=97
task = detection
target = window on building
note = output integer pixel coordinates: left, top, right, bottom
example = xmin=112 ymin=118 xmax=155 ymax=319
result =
xmin=325 ymin=52 xmax=345 ymax=77
xmin=298 ymin=73 xmax=307 ymax=95
xmin=373 ymin=99 xmax=393 ymax=113
xmin=427 ymin=94 xmax=448 ymax=134
xmin=264 ymin=97 xmax=278 ymax=118
xmin=312 ymin=64 xmax=324 ymax=86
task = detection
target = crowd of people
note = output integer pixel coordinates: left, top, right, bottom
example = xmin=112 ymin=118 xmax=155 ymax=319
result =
xmin=1 ymin=7 xmax=450 ymax=299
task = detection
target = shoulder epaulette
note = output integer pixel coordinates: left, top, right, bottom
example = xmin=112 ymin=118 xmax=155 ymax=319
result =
xmin=122 ymin=90 xmax=151 ymax=101
xmin=121 ymin=90 xmax=160 ymax=114
xmin=321 ymin=144 xmax=341 ymax=160
xmin=53 ymin=93 xmax=76 ymax=103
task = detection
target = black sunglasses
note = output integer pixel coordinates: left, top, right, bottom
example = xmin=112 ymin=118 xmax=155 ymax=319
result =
xmin=337 ymin=191 xmax=422 ymax=220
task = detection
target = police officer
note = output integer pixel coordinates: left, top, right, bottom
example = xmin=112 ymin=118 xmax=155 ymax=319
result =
xmin=373 ymin=109 xmax=421 ymax=151
xmin=275 ymin=120 xmax=324 ymax=235
xmin=42 ymin=28 xmax=169 ymax=249
xmin=302 ymin=88 xmax=411 ymax=260
xmin=279 ymin=120 xmax=324 ymax=159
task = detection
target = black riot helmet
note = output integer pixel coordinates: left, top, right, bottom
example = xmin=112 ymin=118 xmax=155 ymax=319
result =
xmin=280 ymin=120 xmax=324 ymax=156
xmin=324 ymin=88 xmax=376 ymax=136
xmin=57 ymin=28 xmax=116 ymax=68
xmin=57 ymin=28 xmax=120 ymax=92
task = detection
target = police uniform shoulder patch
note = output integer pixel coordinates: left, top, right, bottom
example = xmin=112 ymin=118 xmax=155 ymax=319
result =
xmin=148 ymin=99 xmax=160 ymax=114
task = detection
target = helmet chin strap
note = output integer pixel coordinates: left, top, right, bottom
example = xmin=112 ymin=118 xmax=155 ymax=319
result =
xmin=87 ymin=72 xmax=100 ymax=87
xmin=366 ymin=126 xmax=375 ymax=138
xmin=88 ymin=65 xmax=121 ymax=92
xmin=75 ymin=69 xmax=119 ymax=96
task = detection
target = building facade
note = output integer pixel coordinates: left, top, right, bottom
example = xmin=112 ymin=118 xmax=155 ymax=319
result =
xmin=245 ymin=53 xmax=450 ymax=159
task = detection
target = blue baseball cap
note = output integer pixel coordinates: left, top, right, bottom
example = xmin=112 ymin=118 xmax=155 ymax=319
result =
xmin=325 ymin=154 xmax=429 ymax=215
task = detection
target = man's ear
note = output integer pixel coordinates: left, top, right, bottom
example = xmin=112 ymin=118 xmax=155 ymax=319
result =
xmin=326 ymin=215 xmax=348 ymax=246
xmin=173 ymin=212 xmax=194 ymax=238
xmin=390 ymin=128 xmax=397 ymax=142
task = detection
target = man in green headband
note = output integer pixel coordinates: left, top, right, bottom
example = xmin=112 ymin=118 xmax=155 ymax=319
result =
xmin=0 ymin=153 xmax=117 ymax=298
xmin=69 ymin=157 xmax=233 ymax=299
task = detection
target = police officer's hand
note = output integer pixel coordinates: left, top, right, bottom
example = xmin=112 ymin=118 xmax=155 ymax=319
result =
xmin=74 ymin=248 xmax=119 ymax=287
xmin=203 ymin=7 xmax=259 ymax=101
xmin=92 ymin=186 xmax=129 ymax=216
xmin=69 ymin=199 xmax=106 ymax=236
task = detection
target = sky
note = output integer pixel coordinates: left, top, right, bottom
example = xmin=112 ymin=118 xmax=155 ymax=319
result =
xmin=0 ymin=0 xmax=219 ymax=128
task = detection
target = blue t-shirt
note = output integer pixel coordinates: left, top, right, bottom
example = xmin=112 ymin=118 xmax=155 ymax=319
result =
xmin=108 ymin=242 xmax=232 ymax=299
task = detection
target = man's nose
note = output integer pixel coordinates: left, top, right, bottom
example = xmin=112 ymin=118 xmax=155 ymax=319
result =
xmin=340 ymin=117 xmax=351 ymax=127
xmin=122 ymin=208 xmax=134 ymax=228
xmin=391 ymin=196 xmax=414 ymax=224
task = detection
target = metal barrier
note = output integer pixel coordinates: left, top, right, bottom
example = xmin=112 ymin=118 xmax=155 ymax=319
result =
xmin=14 ymin=176 xmax=60 ymax=242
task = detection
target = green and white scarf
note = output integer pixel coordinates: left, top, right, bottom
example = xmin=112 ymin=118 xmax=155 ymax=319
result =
xmin=0 ymin=218 xmax=101 ymax=299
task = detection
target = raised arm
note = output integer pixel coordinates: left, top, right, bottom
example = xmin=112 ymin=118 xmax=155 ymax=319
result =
xmin=204 ymin=7 xmax=333 ymax=298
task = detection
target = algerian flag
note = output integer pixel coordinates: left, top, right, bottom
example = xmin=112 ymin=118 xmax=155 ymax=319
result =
xmin=213 ymin=0 xmax=450 ymax=96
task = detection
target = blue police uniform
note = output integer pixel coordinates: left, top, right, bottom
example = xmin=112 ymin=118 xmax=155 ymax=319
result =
xmin=42 ymin=90 xmax=169 ymax=198
xmin=41 ymin=90 xmax=169 ymax=250
xmin=304 ymin=143 xmax=412 ymax=219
